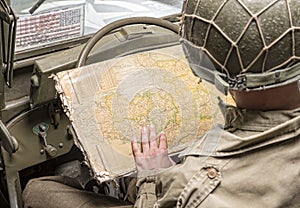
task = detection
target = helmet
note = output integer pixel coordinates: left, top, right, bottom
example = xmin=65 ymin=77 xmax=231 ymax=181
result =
xmin=180 ymin=0 xmax=300 ymax=93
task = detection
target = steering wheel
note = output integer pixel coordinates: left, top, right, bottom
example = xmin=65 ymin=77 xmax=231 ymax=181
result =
xmin=76 ymin=16 xmax=180 ymax=68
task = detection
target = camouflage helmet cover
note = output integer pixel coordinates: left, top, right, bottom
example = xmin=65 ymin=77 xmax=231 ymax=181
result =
xmin=180 ymin=0 xmax=300 ymax=92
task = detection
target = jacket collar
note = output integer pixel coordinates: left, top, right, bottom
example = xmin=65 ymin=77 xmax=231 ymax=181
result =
xmin=179 ymin=107 xmax=300 ymax=158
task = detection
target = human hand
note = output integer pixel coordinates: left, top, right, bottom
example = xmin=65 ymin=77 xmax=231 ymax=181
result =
xmin=131 ymin=124 xmax=174 ymax=176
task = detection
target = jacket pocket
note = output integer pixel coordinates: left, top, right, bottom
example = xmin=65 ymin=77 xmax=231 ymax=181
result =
xmin=176 ymin=165 xmax=221 ymax=208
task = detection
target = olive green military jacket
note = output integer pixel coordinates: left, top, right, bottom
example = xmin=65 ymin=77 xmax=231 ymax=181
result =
xmin=134 ymin=107 xmax=300 ymax=208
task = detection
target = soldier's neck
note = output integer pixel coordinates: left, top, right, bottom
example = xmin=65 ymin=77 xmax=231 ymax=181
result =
xmin=230 ymin=81 xmax=300 ymax=111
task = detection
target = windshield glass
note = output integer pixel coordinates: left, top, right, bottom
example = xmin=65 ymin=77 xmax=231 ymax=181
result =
xmin=11 ymin=0 xmax=183 ymax=52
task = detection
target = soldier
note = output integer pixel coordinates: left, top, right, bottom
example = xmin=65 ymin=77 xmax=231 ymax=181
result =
xmin=23 ymin=0 xmax=299 ymax=207
xmin=131 ymin=0 xmax=300 ymax=207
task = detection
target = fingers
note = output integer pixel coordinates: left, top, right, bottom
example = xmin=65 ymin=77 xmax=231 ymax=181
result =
xmin=149 ymin=124 xmax=158 ymax=154
xmin=132 ymin=125 xmax=172 ymax=174
xmin=141 ymin=126 xmax=150 ymax=153
xmin=131 ymin=136 xmax=142 ymax=157
xmin=159 ymin=132 xmax=168 ymax=150
xmin=132 ymin=124 xmax=168 ymax=156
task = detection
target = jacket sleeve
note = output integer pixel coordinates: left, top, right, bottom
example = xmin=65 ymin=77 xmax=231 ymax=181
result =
xmin=133 ymin=163 xmax=185 ymax=208
xmin=134 ymin=177 xmax=157 ymax=208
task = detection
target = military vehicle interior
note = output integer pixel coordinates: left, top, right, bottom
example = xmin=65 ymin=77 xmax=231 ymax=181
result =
xmin=0 ymin=0 xmax=185 ymax=207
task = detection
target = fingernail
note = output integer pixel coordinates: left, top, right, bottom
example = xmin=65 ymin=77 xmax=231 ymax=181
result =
xmin=132 ymin=136 xmax=137 ymax=142
xmin=142 ymin=126 xmax=147 ymax=132
xmin=150 ymin=123 xmax=155 ymax=129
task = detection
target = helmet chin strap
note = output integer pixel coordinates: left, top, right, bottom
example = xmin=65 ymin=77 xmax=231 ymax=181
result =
xmin=298 ymin=80 xmax=300 ymax=92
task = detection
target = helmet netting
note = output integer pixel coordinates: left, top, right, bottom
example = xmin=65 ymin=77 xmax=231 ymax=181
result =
xmin=180 ymin=0 xmax=300 ymax=78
